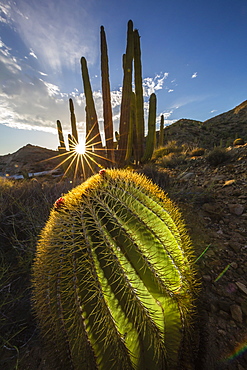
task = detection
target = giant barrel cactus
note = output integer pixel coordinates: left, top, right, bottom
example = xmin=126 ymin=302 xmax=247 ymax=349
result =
xmin=32 ymin=169 xmax=197 ymax=369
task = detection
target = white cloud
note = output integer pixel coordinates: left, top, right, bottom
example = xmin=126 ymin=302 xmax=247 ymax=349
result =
xmin=210 ymin=109 xmax=217 ymax=113
xmin=191 ymin=72 xmax=198 ymax=78
xmin=0 ymin=2 xmax=12 ymax=24
xmin=0 ymin=0 xmax=99 ymax=72
xmin=0 ymin=40 xmax=22 ymax=73
xmin=168 ymin=89 xmax=174 ymax=93
xmin=29 ymin=48 xmax=37 ymax=59
xmin=41 ymin=80 xmax=61 ymax=97
xmin=39 ymin=71 xmax=48 ymax=76
xmin=142 ymin=73 xmax=169 ymax=97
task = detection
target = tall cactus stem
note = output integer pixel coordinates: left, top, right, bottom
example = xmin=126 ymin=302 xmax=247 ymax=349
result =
xmin=117 ymin=20 xmax=134 ymax=164
xmin=80 ymin=57 xmax=103 ymax=154
xmin=158 ymin=114 xmax=164 ymax=148
xmin=141 ymin=93 xmax=157 ymax=163
xmin=100 ymin=26 xmax=114 ymax=163
xmin=125 ymin=91 xmax=135 ymax=163
xmin=68 ymin=134 xmax=73 ymax=151
xmin=133 ymin=29 xmax=145 ymax=163
xmin=56 ymin=120 xmax=66 ymax=150
xmin=69 ymin=98 xmax=78 ymax=145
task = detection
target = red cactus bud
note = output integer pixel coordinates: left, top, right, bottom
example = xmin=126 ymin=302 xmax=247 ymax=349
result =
xmin=99 ymin=169 xmax=106 ymax=176
xmin=54 ymin=197 xmax=65 ymax=210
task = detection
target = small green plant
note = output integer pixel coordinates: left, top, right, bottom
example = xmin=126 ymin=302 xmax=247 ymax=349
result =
xmin=32 ymin=169 xmax=197 ymax=369
xmin=205 ymin=147 xmax=230 ymax=166
xmin=233 ymin=138 xmax=245 ymax=146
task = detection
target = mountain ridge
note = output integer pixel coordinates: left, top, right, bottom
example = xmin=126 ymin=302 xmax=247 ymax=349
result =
xmin=0 ymin=100 xmax=246 ymax=175
xmin=163 ymin=99 xmax=247 ymax=148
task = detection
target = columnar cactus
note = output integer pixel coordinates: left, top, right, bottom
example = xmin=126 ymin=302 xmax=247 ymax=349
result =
xmin=142 ymin=93 xmax=157 ymax=162
xmin=133 ymin=29 xmax=145 ymax=163
xmin=56 ymin=120 xmax=66 ymax=150
xmin=117 ymin=20 xmax=134 ymax=164
xmin=100 ymin=26 xmax=114 ymax=163
xmin=80 ymin=56 xmax=103 ymax=154
xmin=158 ymin=114 xmax=165 ymax=148
xmin=32 ymin=169 xmax=197 ymax=370
xmin=69 ymin=98 xmax=79 ymax=145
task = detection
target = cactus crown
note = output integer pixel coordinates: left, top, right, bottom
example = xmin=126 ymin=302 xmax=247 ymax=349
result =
xmin=32 ymin=169 xmax=197 ymax=369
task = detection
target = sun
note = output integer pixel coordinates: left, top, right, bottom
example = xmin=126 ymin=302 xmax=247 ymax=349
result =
xmin=75 ymin=142 xmax=86 ymax=155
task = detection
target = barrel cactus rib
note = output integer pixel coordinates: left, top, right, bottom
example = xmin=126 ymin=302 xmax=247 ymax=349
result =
xmin=90 ymin=186 xmax=188 ymax=365
xmin=92 ymin=189 xmax=183 ymax=296
xmin=32 ymin=169 xmax=197 ymax=370
xmin=86 ymin=203 xmax=167 ymax=368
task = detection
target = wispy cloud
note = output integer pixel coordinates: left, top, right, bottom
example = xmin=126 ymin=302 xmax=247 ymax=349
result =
xmin=29 ymin=48 xmax=37 ymax=59
xmin=191 ymin=72 xmax=198 ymax=78
xmin=142 ymin=73 xmax=169 ymax=96
xmin=0 ymin=0 xmax=99 ymax=72
xmin=170 ymin=94 xmax=209 ymax=110
xmin=0 ymin=40 xmax=22 ymax=74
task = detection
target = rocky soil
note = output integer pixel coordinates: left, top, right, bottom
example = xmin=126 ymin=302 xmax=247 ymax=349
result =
xmin=152 ymin=144 xmax=247 ymax=369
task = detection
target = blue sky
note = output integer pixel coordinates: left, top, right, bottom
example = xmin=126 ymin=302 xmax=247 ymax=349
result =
xmin=1 ymin=0 xmax=247 ymax=155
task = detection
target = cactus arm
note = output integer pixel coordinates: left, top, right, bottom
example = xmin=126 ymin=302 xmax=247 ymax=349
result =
xmin=80 ymin=57 xmax=103 ymax=152
xmin=133 ymin=29 xmax=145 ymax=163
xmin=158 ymin=114 xmax=164 ymax=147
xmin=125 ymin=91 xmax=135 ymax=163
xmin=117 ymin=20 xmax=134 ymax=164
xmin=100 ymin=26 xmax=114 ymax=163
xmin=68 ymin=134 xmax=73 ymax=151
xmin=141 ymin=93 xmax=157 ymax=163
xmin=56 ymin=120 xmax=66 ymax=149
xmin=69 ymin=98 xmax=79 ymax=145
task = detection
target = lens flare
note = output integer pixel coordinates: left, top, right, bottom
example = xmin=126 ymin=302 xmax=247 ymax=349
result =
xmin=39 ymin=122 xmax=116 ymax=183
xmin=75 ymin=142 xmax=86 ymax=155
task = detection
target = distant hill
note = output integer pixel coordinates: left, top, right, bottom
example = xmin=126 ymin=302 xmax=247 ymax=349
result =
xmin=0 ymin=144 xmax=62 ymax=176
xmin=162 ymin=100 xmax=247 ymax=148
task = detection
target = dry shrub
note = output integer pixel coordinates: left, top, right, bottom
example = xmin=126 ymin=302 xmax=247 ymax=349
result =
xmin=205 ymin=147 xmax=230 ymax=166
xmin=190 ymin=148 xmax=205 ymax=157
xmin=152 ymin=141 xmax=181 ymax=160
xmin=160 ymin=153 xmax=188 ymax=168
xmin=0 ymin=177 xmax=75 ymax=369
xmin=138 ymin=165 xmax=170 ymax=189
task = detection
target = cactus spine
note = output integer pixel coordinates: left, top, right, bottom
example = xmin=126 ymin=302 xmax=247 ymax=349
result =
xmin=32 ymin=169 xmax=196 ymax=370
xmin=142 ymin=93 xmax=157 ymax=162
